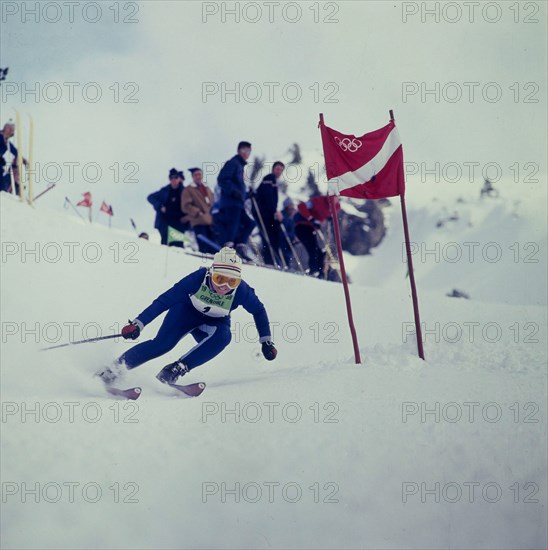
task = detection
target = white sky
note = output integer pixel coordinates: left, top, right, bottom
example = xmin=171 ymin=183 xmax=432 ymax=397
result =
xmin=1 ymin=0 xmax=546 ymax=232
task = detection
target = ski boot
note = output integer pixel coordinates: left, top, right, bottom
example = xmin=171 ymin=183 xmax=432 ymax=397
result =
xmin=156 ymin=361 xmax=189 ymax=385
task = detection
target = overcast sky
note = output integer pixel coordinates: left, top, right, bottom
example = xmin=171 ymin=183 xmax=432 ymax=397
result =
xmin=1 ymin=0 xmax=546 ymax=232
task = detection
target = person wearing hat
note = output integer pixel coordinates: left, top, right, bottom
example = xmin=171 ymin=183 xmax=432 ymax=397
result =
xmin=98 ymin=247 xmax=277 ymax=385
xmin=181 ymin=167 xmax=217 ymax=253
xmin=147 ymin=168 xmax=189 ymax=245
xmin=216 ymin=141 xmax=256 ymax=255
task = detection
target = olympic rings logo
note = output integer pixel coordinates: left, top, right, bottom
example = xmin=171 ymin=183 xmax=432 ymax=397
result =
xmin=335 ymin=137 xmax=362 ymax=152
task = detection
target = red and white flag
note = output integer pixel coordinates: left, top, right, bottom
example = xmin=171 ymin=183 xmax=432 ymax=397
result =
xmin=76 ymin=192 xmax=92 ymax=208
xmin=100 ymin=201 xmax=113 ymax=216
xmin=320 ymin=120 xmax=404 ymax=200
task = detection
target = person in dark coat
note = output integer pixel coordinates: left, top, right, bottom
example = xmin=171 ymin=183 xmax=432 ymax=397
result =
xmin=147 ymin=168 xmax=189 ymax=245
xmin=97 ymin=247 xmax=278 ymax=386
xmin=253 ymin=161 xmax=285 ymax=266
xmin=216 ymin=142 xmax=256 ymax=251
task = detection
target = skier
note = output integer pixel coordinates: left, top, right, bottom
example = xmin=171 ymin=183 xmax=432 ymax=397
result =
xmin=98 ymin=247 xmax=277 ymax=385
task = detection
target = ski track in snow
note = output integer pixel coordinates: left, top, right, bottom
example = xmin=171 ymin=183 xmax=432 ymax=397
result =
xmin=1 ymin=185 xmax=546 ymax=549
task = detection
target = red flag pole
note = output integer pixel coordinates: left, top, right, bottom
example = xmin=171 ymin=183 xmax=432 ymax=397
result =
xmin=390 ymin=109 xmax=425 ymax=360
xmin=320 ymin=113 xmax=362 ymax=364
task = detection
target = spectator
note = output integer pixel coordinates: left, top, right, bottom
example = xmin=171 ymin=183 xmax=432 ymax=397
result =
xmin=182 ymin=167 xmax=217 ymax=254
xmin=253 ymin=161 xmax=285 ymax=266
xmin=294 ymin=195 xmax=339 ymax=277
xmin=216 ymin=141 xmax=256 ymax=257
xmin=147 ymin=168 xmax=189 ymax=245
xmin=280 ymin=197 xmax=297 ymax=267
xmin=0 ymin=120 xmax=24 ymax=194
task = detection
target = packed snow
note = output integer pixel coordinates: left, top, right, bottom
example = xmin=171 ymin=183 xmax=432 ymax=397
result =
xmin=1 ymin=180 xmax=546 ymax=549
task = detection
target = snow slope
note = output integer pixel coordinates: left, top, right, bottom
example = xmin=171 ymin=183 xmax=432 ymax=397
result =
xmin=1 ymin=193 xmax=546 ymax=549
xmin=345 ymin=177 xmax=547 ymax=308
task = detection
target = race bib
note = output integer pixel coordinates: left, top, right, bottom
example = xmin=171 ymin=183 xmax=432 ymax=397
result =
xmin=189 ymin=274 xmax=236 ymax=317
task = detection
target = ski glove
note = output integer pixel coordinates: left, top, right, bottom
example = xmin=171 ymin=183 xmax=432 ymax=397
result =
xmin=261 ymin=341 xmax=277 ymax=361
xmin=230 ymin=189 xmax=243 ymax=200
xmin=121 ymin=320 xmax=141 ymax=340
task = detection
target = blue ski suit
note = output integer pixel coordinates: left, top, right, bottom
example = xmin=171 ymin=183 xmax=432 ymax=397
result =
xmin=118 ymin=268 xmax=271 ymax=370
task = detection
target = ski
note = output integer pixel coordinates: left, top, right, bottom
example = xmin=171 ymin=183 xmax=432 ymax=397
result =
xmin=105 ymin=386 xmax=142 ymax=400
xmin=168 ymin=382 xmax=206 ymax=397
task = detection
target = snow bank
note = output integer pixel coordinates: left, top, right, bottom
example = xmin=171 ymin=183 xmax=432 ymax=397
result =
xmin=1 ymin=194 xmax=546 ymax=549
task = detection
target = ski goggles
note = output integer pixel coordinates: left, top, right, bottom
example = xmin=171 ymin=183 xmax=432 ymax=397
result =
xmin=211 ymin=272 xmax=241 ymax=289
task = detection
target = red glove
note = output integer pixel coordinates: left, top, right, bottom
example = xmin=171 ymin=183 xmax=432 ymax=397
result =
xmin=121 ymin=321 xmax=141 ymax=340
xmin=261 ymin=341 xmax=277 ymax=361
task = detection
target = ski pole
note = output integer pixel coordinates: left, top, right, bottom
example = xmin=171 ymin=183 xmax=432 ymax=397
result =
xmin=250 ymin=195 xmax=282 ymax=269
xmin=33 ymin=184 xmax=56 ymax=202
xmin=41 ymin=333 xmax=122 ymax=351
xmin=9 ymin=167 xmax=16 ymax=196
xmin=316 ymin=227 xmax=342 ymax=280
xmin=27 ymin=113 xmax=34 ymax=205
xmin=64 ymin=196 xmax=86 ymax=222
xmin=247 ymin=239 xmax=265 ymax=265
xmin=14 ymin=108 xmax=24 ymax=202
xmin=278 ymin=246 xmax=288 ymax=270
xmin=280 ymin=223 xmax=305 ymax=274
